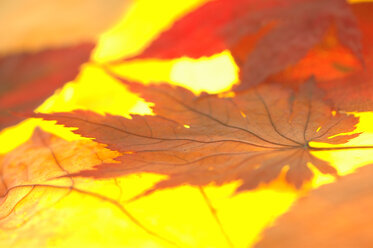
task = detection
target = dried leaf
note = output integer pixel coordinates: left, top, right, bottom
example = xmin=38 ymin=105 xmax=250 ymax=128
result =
xmin=0 ymin=0 xmax=134 ymax=131
xmin=319 ymin=2 xmax=373 ymax=112
xmin=34 ymin=78 xmax=360 ymax=196
xmin=0 ymin=129 xmax=180 ymax=247
xmin=255 ymin=164 xmax=373 ymax=248
xmin=0 ymin=44 xmax=94 ymax=131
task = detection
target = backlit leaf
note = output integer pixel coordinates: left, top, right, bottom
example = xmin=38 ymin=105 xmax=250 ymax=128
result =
xmin=34 ymin=78 xmax=362 ymax=196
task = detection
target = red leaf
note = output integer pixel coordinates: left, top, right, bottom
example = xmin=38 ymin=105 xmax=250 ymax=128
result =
xmin=120 ymin=0 xmax=362 ymax=90
xmin=319 ymin=3 xmax=373 ymax=112
xmin=272 ymin=2 xmax=373 ymax=111
xmin=0 ymin=43 xmax=94 ymax=130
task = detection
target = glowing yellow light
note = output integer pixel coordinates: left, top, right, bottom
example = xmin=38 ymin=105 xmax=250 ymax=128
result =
xmin=1 ymin=0 xmax=373 ymax=247
xmin=93 ymin=0 xmax=211 ymax=63
xmin=170 ymin=51 xmax=238 ymax=94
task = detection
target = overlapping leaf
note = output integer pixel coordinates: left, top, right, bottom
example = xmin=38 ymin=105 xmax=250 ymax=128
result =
xmin=0 ymin=128 xmax=116 ymax=230
xmin=0 ymin=129 xmax=182 ymax=247
xmin=317 ymin=2 xmax=373 ymax=112
xmin=34 ymin=78 xmax=360 ymax=196
xmin=0 ymin=44 xmax=94 ymax=130
xmin=112 ymin=0 xmax=373 ymax=112
xmin=0 ymin=0 xmax=133 ymax=131
xmin=274 ymin=2 xmax=373 ymax=111
xmin=255 ymin=164 xmax=373 ymax=248
xmin=120 ymin=0 xmax=362 ymax=90
xmin=2 ymin=0 xmax=373 ymax=246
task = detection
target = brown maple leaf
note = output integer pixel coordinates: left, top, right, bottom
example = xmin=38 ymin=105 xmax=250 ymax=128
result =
xmin=0 ymin=44 xmax=94 ymax=131
xmin=33 ymin=78 xmax=360 ymax=196
xmin=0 ymin=0 xmax=134 ymax=131
xmin=0 ymin=128 xmax=177 ymax=247
xmin=115 ymin=0 xmax=362 ymax=91
xmin=255 ymin=163 xmax=373 ymax=248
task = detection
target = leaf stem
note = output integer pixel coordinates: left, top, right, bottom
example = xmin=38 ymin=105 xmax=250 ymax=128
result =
xmin=308 ymin=145 xmax=373 ymax=151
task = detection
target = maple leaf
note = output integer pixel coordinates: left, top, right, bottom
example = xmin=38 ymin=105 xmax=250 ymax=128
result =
xmin=0 ymin=0 xmax=134 ymax=131
xmin=272 ymin=2 xmax=373 ymax=112
xmin=311 ymin=2 xmax=373 ymax=112
xmin=117 ymin=0 xmax=362 ymax=90
xmin=255 ymin=164 xmax=373 ymax=248
xmin=2 ymin=0 xmax=372 ymax=246
xmin=0 ymin=128 xmax=179 ymax=247
xmin=33 ymin=78 xmax=360 ymax=197
xmin=0 ymin=44 xmax=94 ymax=131
xmin=319 ymin=64 xmax=373 ymax=112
